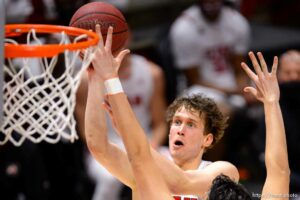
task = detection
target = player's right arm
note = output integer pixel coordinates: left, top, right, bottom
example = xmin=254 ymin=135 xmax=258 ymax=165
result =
xmin=85 ymin=71 xmax=136 ymax=188
xmin=241 ymin=52 xmax=290 ymax=199
xmin=84 ymin=25 xmax=136 ymax=189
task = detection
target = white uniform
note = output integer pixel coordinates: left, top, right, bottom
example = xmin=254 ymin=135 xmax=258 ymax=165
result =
xmin=170 ymin=5 xmax=250 ymax=91
xmin=87 ymin=54 xmax=155 ymax=200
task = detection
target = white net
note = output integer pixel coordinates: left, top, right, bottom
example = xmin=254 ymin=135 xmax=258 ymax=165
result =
xmin=1 ymin=29 xmax=95 ymax=146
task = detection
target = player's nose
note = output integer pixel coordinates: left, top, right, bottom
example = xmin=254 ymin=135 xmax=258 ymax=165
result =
xmin=177 ymin=125 xmax=186 ymax=136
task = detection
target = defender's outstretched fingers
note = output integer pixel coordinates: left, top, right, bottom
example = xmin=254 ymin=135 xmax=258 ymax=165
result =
xmin=244 ymin=86 xmax=258 ymax=97
xmin=105 ymin=26 xmax=113 ymax=52
xmin=271 ymin=56 xmax=278 ymax=76
xmin=241 ymin=62 xmax=257 ymax=81
xmin=257 ymin=52 xmax=269 ymax=74
xmin=248 ymin=52 xmax=263 ymax=78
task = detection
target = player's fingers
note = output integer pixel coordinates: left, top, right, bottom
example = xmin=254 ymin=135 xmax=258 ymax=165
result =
xmin=241 ymin=62 xmax=257 ymax=81
xmin=271 ymin=56 xmax=278 ymax=76
xmin=244 ymin=87 xmax=257 ymax=97
xmin=257 ymin=52 xmax=269 ymax=74
xmin=116 ymin=49 xmax=130 ymax=64
xmin=95 ymin=24 xmax=104 ymax=48
xmin=105 ymin=26 xmax=113 ymax=52
xmin=249 ymin=51 xmax=263 ymax=77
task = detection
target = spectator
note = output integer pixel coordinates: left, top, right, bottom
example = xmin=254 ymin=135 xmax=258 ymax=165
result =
xmin=4 ymin=0 xmax=33 ymax=24
xmin=170 ymin=0 xmax=251 ymax=115
xmin=278 ymin=50 xmax=300 ymax=83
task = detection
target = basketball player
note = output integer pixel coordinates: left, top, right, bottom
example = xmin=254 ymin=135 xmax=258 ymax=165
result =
xmin=76 ymin=30 xmax=168 ymax=199
xmin=86 ymin=25 xmax=290 ymax=199
xmin=85 ymin=24 xmax=239 ymax=199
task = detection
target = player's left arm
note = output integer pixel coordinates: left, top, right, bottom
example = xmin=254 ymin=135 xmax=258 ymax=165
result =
xmin=148 ymin=61 xmax=168 ymax=149
xmin=241 ymin=52 xmax=290 ymax=199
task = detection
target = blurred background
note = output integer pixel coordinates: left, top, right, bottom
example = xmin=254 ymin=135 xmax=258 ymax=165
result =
xmin=1 ymin=0 xmax=300 ymax=199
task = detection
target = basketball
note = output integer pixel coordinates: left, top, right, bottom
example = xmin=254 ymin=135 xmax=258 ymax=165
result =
xmin=69 ymin=2 xmax=129 ymax=54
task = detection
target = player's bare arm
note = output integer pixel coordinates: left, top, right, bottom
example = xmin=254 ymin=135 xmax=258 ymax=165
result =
xmin=84 ymin=24 xmax=136 ymax=189
xmin=241 ymin=52 xmax=290 ymax=199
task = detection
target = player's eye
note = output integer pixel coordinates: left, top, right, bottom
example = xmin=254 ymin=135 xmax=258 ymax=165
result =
xmin=187 ymin=122 xmax=194 ymax=128
xmin=173 ymin=120 xmax=181 ymax=126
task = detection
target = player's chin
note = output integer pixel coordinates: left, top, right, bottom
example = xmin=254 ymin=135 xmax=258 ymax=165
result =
xmin=169 ymin=148 xmax=184 ymax=159
xmin=171 ymin=143 xmax=184 ymax=151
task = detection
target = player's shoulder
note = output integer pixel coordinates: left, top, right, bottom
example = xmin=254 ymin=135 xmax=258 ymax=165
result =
xmin=222 ymin=7 xmax=249 ymax=26
xmin=221 ymin=7 xmax=250 ymax=36
xmin=209 ymin=160 xmax=237 ymax=168
xmin=148 ymin=61 xmax=164 ymax=82
xmin=170 ymin=5 xmax=200 ymax=33
xmin=204 ymin=161 xmax=239 ymax=181
xmin=177 ymin=5 xmax=199 ymax=22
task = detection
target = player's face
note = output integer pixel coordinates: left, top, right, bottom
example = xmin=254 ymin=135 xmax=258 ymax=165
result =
xmin=199 ymin=0 xmax=223 ymax=22
xmin=168 ymin=106 xmax=212 ymax=165
xmin=278 ymin=59 xmax=300 ymax=83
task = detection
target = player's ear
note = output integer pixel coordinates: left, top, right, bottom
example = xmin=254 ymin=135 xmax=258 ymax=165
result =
xmin=203 ymin=133 xmax=213 ymax=148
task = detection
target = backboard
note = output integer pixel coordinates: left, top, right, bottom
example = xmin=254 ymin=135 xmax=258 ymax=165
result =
xmin=0 ymin=0 xmax=4 ymax=126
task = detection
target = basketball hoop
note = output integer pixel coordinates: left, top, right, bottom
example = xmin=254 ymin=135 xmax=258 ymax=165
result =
xmin=1 ymin=24 xmax=99 ymax=146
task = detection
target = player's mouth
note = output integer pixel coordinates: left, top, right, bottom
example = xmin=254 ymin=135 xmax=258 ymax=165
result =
xmin=173 ymin=140 xmax=184 ymax=148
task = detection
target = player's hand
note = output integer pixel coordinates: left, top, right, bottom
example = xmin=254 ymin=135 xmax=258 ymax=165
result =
xmin=89 ymin=24 xmax=130 ymax=80
xmin=241 ymin=52 xmax=280 ymax=104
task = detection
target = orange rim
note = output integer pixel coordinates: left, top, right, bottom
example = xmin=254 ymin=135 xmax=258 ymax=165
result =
xmin=5 ymin=24 xmax=99 ymax=58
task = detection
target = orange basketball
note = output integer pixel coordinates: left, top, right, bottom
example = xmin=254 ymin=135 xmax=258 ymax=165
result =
xmin=69 ymin=2 xmax=129 ymax=54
